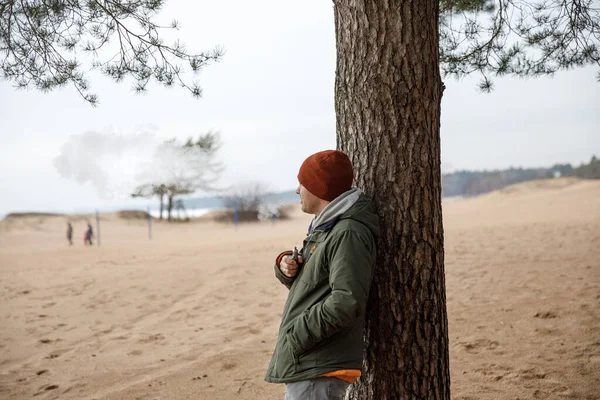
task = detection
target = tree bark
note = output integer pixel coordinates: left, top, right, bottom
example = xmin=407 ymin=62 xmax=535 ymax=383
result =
xmin=167 ymin=195 xmax=173 ymax=221
xmin=334 ymin=1 xmax=450 ymax=399
xmin=159 ymin=193 xmax=164 ymax=220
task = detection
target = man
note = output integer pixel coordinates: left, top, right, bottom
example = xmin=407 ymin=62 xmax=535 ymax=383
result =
xmin=66 ymin=222 xmax=73 ymax=245
xmin=265 ymin=150 xmax=379 ymax=400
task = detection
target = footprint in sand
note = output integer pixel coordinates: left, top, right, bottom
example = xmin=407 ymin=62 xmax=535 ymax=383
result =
xmin=233 ymin=326 xmax=261 ymax=335
xmin=138 ymin=334 xmax=165 ymax=344
xmin=460 ymin=339 xmax=500 ymax=354
xmin=233 ymin=325 xmax=260 ymax=335
xmin=533 ymin=311 xmax=558 ymax=319
xmin=44 ymin=348 xmax=70 ymax=360
xmin=517 ymin=368 xmax=546 ymax=380
xmin=61 ymin=383 xmax=87 ymax=395
xmin=33 ymin=384 xmax=59 ymax=396
xmin=474 ymin=363 xmax=512 ymax=380
xmin=534 ymin=327 xmax=559 ymax=336
xmin=257 ymin=313 xmax=276 ymax=325
xmin=91 ymin=328 xmax=113 ymax=337
xmin=221 ymin=362 xmax=237 ymax=371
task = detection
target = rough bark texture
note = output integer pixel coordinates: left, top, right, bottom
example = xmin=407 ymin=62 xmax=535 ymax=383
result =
xmin=334 ymin=1 xmax=450 ymax=399
xmin=159 ymin=194 xmax=164 ymax=220
xmin=167 ymin=195 xmax=173 ymax=221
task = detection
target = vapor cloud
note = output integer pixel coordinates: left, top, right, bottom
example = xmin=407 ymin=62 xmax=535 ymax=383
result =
xmin=53 ymin=130 xmax=160 ymax=199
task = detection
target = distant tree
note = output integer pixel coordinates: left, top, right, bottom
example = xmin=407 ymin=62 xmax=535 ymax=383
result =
xmin=573 ymin=155 xmax=600 ymax=179
xmin=132 ymin=131 xmax=223 ymax=221
xmin=442 ymin=164 xmax=578 ymax=197
xmin=216 ymin=182 xmax=268 ymax=222
xmin=0 ymin=0 xmax=223 ymax=105
xmin=221 ymin=182 xmax=268 ymax=212
xmin=550 ymin=163 xmax=574 ymax=178
xmin=442 ymin=170 xmax=475 ymax=197
xmin=163 ymin=184 xmax=192 ymax=221
xmin=131 ymin=183 xmax=167 ymax=219
xmin=215 ymin=182 xmax=293 ymax=223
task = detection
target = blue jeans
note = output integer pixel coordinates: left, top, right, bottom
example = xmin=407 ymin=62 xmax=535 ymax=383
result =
xmin=285 ymin=377 xmax=350 ymax=400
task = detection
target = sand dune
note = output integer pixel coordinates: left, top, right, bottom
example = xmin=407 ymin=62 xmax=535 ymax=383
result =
xmin=0 ymin=178 xmax=598 ymax=399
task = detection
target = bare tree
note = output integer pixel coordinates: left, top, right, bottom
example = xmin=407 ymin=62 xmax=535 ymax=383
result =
xmin=221 ymin=182 xmax=269 ymax=212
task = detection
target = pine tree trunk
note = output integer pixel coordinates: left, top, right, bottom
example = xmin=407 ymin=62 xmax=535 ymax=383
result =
xmin=159 ymin=194 xmax=164 ymax=220
xmin=334 ymin=1 xmax=450 ymax=399
xmin=167 ymin=195 xmax=173 ymax=222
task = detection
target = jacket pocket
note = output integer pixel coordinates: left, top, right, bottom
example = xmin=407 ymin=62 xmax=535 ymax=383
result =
xmin=297 ymin=240 xmax=328 ymax=286
xmin=273 ymin=335 xmax=296 ymax=378
xmin=293 ymin=341 xmax=318 ymax=371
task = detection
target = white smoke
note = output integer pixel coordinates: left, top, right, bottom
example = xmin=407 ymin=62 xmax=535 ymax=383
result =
xmin=53 ymin=130 xmax=162 ymax=199
xmin=53 ymin=130 xmax=221 ymax=199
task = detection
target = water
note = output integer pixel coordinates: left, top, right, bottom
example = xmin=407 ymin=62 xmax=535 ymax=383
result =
xmin=148 ymin=208 xmax=213 ymax=220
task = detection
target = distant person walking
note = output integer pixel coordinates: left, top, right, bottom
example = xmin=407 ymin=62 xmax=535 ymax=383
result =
xmin=66 ymin=222 xmax=73 ymax=245
xmin=84 ymin=223 xmax=94 ymax=246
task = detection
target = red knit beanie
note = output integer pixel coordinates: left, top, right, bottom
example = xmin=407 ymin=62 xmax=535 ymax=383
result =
xmin=297 ymin=150 xmax=354 ymax=201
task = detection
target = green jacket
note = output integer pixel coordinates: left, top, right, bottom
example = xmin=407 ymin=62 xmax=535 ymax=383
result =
xmin=265 ymin=194 xmax=379 ymax=383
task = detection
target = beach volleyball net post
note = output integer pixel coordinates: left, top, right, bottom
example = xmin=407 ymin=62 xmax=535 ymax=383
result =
xmin=147 ymin=206 xmax=152 ymax=240
xmin=95 ymin=210 xmax=101 ymax=246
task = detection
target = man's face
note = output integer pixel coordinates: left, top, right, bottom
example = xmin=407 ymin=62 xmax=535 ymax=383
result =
xmin=296 ymin=184 xmax=320 ymax=215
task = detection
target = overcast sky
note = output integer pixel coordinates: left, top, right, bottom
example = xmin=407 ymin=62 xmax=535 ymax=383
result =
xmin=1 ymin=1 xmax=599 ymax=216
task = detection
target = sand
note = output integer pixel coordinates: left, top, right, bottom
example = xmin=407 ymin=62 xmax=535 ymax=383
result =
xmin=0 ymin=178 xmax=598 ymax=400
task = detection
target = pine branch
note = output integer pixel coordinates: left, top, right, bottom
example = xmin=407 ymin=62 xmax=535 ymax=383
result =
xmin=0 ymin=0 xmax=223 ymax=105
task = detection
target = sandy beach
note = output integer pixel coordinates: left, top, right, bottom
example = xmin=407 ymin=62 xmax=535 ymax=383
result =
xmin=0 ymin=178 xmax=598 ymax=400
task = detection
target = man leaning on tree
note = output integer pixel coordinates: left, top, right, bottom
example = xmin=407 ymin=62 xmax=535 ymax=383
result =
xmin=265 ymin=150 xmax=379 ymax=400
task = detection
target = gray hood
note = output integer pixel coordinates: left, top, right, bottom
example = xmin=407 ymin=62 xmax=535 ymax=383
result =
xmin=308 ymin=188 xmax=361 ymax=233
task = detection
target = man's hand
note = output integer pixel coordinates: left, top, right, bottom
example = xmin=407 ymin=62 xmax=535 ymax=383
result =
xmin=279 ymin=254 xmax=303 ymax=278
